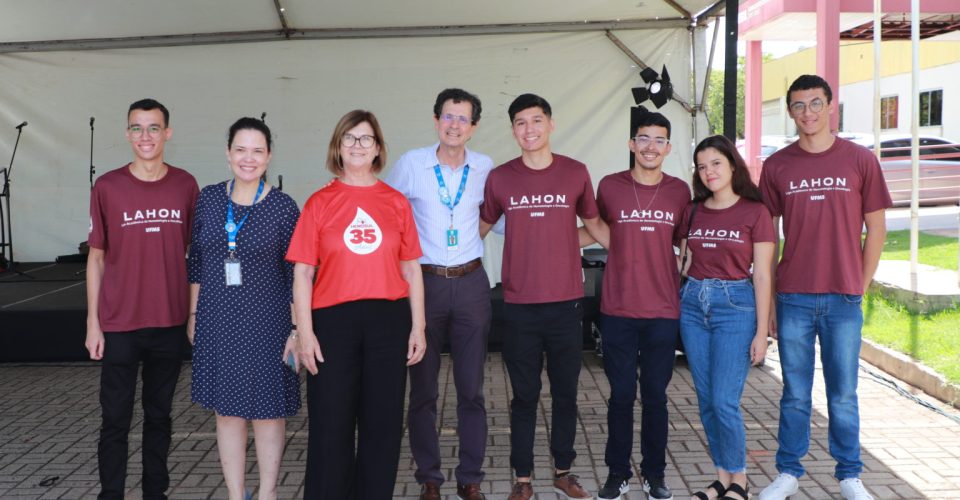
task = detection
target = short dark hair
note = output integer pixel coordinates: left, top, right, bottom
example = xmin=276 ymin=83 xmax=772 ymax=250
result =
xmin=128 ymin=98 xmax=170 ymax=127
xmin=787 ymin=74 xmax=833 ymax=105
xmin=434 ymin=88 xmax=482 ymax=125
xmin=228 ymin=117 xmax=272 ymax=152
xmin=691 ymin=135 xmax=762 ymax=203
xmin=508 ymin=93 xmax=552 ymax=122
xmin=326 ymin=110 xmax=387 ymax=175
xmin=634 ymin=110 xmax=672 ymax=139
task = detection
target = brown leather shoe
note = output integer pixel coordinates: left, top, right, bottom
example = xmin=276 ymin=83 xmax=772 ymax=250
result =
xmin=507 ymin=481 xmax=533 ymax=500
xmin=456 ymin=482 xmax=486 ymax=500
xmin=419 ymin=482 xmax=441 ymax=500
xmin=553 ymin=473 xmax=592 ymax=499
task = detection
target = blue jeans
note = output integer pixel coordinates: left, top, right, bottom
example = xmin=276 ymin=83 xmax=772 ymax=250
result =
xmin=775 ymin=293 xmax=864 ymax=480
xmin=679 ymin=278 xmax=757 ymax=474
xmin=600 ymin=314 xmax=678 ymax=480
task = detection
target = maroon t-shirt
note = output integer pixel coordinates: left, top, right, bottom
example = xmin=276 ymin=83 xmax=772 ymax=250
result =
xmin=88 ymin=164 xmax=199 ymax=332
xmin=480 ymin=155 xmax=599 ymax=304
xmin=759 ymin=138 xmax=892 ymax=294
xmin=597 ymin=171 xmax=690 ymax=319
xmin=680 ymin=198 xmax=776 ymax=281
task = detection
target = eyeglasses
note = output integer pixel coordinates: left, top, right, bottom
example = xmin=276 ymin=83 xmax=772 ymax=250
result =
xmin=633 ymin=135 xmax=670 ymax=149
xmin=440 ymin=113 xmax=471 ymax=125
xmin=789 ymin=98 xmax=825 ymax=115
xmin=341 ymin=133 xmax=377 ymax=148
xmin=128 ymin=125 xmax=163 ymax=138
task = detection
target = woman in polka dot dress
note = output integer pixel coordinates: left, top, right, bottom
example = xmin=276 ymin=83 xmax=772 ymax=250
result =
xmin=187 ymin=117 xmax=300 ymax=500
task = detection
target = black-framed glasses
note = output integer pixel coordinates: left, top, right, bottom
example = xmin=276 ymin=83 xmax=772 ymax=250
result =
xmin=342 ymin=133 xmax=376 ymax=148
xmin=127 ymin=125 xmax=163 ymax=138
xmin=633 ymin=135 xmax=669 ymax=149
xmin=789 ymin=98 xmax=825 ymax=115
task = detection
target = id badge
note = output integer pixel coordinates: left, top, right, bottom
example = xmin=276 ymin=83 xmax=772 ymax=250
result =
xmin=224 ymin=257 xmax=242 ymax=286
xmin=446 ymin=228 xmax=459 ymax=249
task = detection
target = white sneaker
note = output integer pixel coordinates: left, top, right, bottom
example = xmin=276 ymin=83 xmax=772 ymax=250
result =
xmin=839 ymin=478 xmax=874 ymax=500
xmin=759 ymin=473 xmax=799 ymax=500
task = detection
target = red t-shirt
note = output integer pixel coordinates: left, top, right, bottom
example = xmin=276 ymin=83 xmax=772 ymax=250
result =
xmin=480 ymin=155 xmax=599 ymax=304
xmin=759 ymin=138 xmax=893 ymax=294
xmin=285 ymin=180 xmax=422 ymax=309
xmin=87 ymin=164 xmax=199 ymax=332
xmin=680 ymin=198 xmax=776 ymax=281
xmin=597 ymin=171 xmax=690 ymax=319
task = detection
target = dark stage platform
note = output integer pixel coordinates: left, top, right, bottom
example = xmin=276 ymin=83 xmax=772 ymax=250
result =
xmin=1 ymin=261 xmax=604 ymax=362
xmin=1 ymin=262 xmax=90 ymax=361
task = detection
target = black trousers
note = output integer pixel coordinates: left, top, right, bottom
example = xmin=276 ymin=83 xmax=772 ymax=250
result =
xmin=304 ymin=299 xmax=411 ymax=500
xmin=98 ymin=325 xmax=185 ymax=500
xmin=502 ymin=299 xmax=583 ymax=477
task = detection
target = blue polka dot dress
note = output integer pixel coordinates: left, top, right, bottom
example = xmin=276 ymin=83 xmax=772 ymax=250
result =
xmin=188 ymin=181 xmax=301 ymax=419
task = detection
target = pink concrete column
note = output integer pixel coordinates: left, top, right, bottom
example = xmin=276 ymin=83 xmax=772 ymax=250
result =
xmin=816 ymin=0 xmax=841 ymax=133
xmin=744 ymin=40 xmax=763 ymax=181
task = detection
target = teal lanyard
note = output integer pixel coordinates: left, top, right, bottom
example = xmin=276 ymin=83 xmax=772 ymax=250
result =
xmin=434 ymin=164 xmax=469 ymax=211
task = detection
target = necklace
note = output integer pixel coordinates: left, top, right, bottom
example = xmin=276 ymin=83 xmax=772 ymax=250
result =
xmin=631 ymin=171 xmax=663 ymax=212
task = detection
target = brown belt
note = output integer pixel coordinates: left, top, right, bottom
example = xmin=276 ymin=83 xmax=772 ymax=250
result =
xmin=421 ymin=258 xmax=482 ymax=278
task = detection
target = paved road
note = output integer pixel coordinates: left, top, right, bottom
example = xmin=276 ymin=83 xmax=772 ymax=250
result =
xmin=1 ymin=345 xmax=959 ymax=499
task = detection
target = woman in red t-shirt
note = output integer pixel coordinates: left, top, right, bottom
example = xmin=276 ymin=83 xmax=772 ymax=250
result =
xmin=679 ymin=135 xmax=776 ymax=500
xmin=285 ymin=110 xmax=426 ymax=499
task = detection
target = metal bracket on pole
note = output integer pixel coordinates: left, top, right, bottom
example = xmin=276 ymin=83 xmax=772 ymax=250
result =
xmin=272 ymin=0 xmax=293 ymax=38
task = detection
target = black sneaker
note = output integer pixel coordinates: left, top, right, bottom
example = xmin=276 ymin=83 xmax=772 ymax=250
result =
xmin=598 ymin=474 xmax=630 ymax=499
xmin=641 ymin=474 xmax=673 ymax=500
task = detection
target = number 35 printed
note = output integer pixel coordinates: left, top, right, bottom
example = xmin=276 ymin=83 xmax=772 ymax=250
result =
xmin=349 ymin=229 xmax=377 ymax=244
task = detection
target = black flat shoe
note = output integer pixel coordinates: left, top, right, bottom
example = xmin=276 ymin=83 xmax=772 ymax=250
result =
xmin=720 ymin=482 xmax=749 ymax=500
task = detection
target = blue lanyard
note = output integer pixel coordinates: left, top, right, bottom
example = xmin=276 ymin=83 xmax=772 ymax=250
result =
xmin=224 ymin=179 xmax=265 ymax=254
xmin=434 ymin=164 xmax=469 ymax=212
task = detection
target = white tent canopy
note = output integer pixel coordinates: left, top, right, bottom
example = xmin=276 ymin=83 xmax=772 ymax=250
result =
xmin=1 ymin=0 xmax=717 ymax=265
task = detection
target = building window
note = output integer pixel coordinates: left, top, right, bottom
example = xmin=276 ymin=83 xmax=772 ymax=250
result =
xmin=881 ymin=96 xmax=898 ymax=129
xmin=920 ymin=89 xmax=943 ymax=127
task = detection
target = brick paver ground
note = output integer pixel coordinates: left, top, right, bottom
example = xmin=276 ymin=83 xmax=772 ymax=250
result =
xmin=1 ymin=343 xmax=958 ymax=499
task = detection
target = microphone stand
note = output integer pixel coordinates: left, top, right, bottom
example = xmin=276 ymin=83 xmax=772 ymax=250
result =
xmin=262 ymin=113 xmax=281 ymax=192
xmin=0 ymin=122 xmax=33 ymax=277
xmin=88 ymin=117 xmax=95 ymax=190
xmin=74 ymin=117 xmax=96 ymax=275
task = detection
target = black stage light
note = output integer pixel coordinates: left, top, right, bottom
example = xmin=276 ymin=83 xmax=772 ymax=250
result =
xmin=649 ymin=65 xmax=673 ymax=108
xmin=631 ymin=65 xmax=674 ymax=109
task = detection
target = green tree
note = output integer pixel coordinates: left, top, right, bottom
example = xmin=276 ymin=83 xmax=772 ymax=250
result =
xmin=706 ymin=56 xmax=745 ymax=137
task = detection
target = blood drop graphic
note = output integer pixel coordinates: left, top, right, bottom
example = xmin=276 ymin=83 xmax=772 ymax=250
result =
xmin=343 ymin=207 xmax=382 ymax=255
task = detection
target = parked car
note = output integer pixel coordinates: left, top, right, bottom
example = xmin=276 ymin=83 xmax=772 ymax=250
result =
xmin=736 ymin=135 xmax=796 ymax=162
xmin=843 ymin=133 xmax=960 ymax=206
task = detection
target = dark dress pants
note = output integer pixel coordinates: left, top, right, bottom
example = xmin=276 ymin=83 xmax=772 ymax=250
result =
xmin=502 ymin=299 xmax=584 ymax=478
xmin=304 ymin=299 xmax=410 ymax=500
xmin=98 ymin=325 xmax=185 ymax=500
xmin=408 ymin=267 xmax=491 ymax=486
